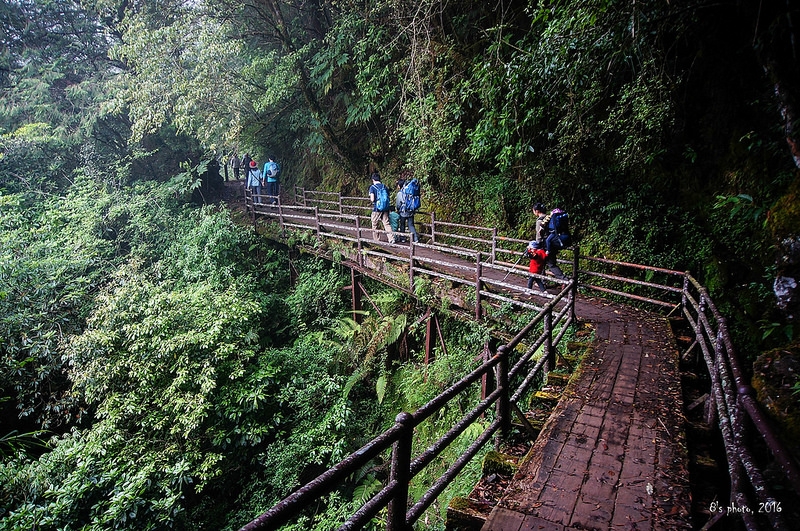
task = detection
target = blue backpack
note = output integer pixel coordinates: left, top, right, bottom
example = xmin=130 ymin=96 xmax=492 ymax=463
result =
xmin=374 ymin=183 xmax=390 ymax=212
xmin=547 ymin=209 xmax=571 ymax=248
xmin=548 ymin=210 xmax=569 ymax=234
xmin=402 ymin=179 xmax=421 ymax=212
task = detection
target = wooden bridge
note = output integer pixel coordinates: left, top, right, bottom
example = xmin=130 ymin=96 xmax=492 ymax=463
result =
xmin=234 ymin=186 xmax=799 ymax=531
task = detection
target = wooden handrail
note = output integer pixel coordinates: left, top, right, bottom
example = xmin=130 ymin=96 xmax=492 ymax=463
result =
xmin=241 ymin=188 xmax=798 ymax=531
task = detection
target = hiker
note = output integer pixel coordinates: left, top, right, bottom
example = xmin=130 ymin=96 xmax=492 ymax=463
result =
xmin=389 ymin=207 xmax=402 ymax=241
xmin=246 ymin=160 xmax=263 ymax=203
xmin=241 ymin=153 xmax=252 ymax=181
xmin=263 ymin=157 xmax=280 ymax=204
xmin=369 ymin=172 xmax=395 ymax=243
xmin=533 ymin=203 xmax=566 ymax=280
xmin=524 ymin=240 xmax=547 ymax=292
xmin=545 ymin=208 xmax=571 ymax=254
xmin=230 ymin=153 xmax=240 ymax=181
xmin=395 ymin=177 xmax=419 ymax=243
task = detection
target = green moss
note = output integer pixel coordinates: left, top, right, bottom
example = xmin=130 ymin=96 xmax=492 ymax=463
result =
xmin=448 ymin=496 xmax=471 ymax=511
xmin=481 ymin=450 xmax=517 ymax=476
xmin=546 ymin=372 xmax=571 ymax=386
xmin=768 ymin=175 xmax=800 ymax=239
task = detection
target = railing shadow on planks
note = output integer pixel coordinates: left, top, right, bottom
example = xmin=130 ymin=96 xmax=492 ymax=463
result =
xmin=238 ymin=186 xmax=800 ymax=531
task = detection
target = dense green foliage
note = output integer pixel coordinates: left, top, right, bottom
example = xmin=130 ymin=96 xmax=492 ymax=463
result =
xmin=0 ymin=175 xmax=494 ymax=528
xmin=2 ymin=0 xmax=800 ymax=528
xmin=107 ymin=0 xmax=799 ymax=347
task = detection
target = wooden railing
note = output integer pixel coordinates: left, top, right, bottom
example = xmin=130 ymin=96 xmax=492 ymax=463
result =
xmin=242 ymin=289 xmax=573 ymax=531
xmin=240 ymin=186 xmax=799 ymax=531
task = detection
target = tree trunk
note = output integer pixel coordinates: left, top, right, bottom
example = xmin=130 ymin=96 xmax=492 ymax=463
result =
xmin=261 ymin=0 xmax=360 ymax=177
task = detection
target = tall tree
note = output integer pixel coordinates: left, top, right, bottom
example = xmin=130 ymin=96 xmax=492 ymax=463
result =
xmin=0 ymin=0 xmax=113 ymax=194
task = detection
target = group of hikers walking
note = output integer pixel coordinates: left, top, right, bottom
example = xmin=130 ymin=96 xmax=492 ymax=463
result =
xmin=367 ymin=171 xmax=570 ymax=294
xmin=230 ymin=152 xmax=281 ymax=205
xmin=227 ymin=154 xmax=571 ymax=294
xmin=368 ymin=171 xmax=420 ymax=245
xmin=524 ymin=202 xmax=570 ymax=292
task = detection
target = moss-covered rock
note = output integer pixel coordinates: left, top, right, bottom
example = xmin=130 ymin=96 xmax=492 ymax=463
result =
xmin=768 ymin=174 xmax=800 ymax=321
xmin=752 ymin=344 xmax=800 ymax=460
xmin=768 ymin=175 xmax=800 ymax=241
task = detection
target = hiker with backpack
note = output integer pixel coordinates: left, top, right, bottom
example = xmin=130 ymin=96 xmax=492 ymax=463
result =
xmin=263 ymin=156 xmax=280 ymax=204
xmin=545 ymin=208 xmax=572 ymax=254
xmin=395 ymin=176 xmax=420 ymax=243
xmin=369 ymin=172 xmax=396 ymax=244
xmin=246 ymin=160 xmax=263 ymax=203
xmin=533 ymin=203 xmax=567 ymax=280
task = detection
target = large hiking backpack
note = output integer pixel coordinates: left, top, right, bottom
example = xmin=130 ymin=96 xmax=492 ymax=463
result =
xmin=402 ymin=178 xmax=421 ymax=212
xmin=547 ymin=209 xmax=572 ymax=248
xmin=374 ymin=183 xmax=390 ymax=212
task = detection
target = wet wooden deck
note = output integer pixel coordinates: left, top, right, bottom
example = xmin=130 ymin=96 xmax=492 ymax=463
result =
xmin=240 ymin=192 xmax=693 ymax=530
xmin=481 ymin=301 xmax=692 ymax=531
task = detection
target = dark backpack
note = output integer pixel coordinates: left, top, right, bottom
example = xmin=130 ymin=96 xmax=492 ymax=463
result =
xmin=548 ymin=209 xmax=572 ymax=247
xmin=402 ymin=178 xmax=421 ymax=212
xmin=548 ymin=210 xmax=569 ymax=234
xmin=374 ymin=183 xmax=390 ymax=212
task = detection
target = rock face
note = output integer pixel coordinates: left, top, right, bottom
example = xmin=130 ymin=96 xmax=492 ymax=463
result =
xmin=774 ymin=274 xmax=797 ymax=315
xmin=759 ymin=176 xmax=800 ymax=459
xmin=770 ymin=177 xmax=800 ymax=322
xmin=752 ymin=346 xmax=800 ymax=460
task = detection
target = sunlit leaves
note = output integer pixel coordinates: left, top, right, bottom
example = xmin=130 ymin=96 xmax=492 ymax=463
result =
xmin=1 ymin=179 xmax=293 ymax=529
xmin=0 ymin=186 xmax=117 ymax=427
xmin=285 ymin=259 xmax=347 ymax=330
xmin=251 ymin=49 xmax=300 ymax=115
xmin=0 ymin=0 xmax=113 ymax=194
xmin=68 ymin=270 xmax=263 ymax=439
xmin=112 ymin=2 xmax=246 ymax=144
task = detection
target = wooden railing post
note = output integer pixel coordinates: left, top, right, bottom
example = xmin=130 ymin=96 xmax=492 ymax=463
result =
xmin=544 ymin=309 xmax=554 ymax=373
xmin=475 ymin=252 xmax=483 ymax=321
xmin=338 ymin=193 xmax=343 ymax=214
xmin=314 ymin=207 xmax=320 ymax=237
xmin=387 ymin=412 xmax=414 ymax=531
xmin=351 ymin=268 xmax=362 ymax=324
xmin=425 ymin=309 xmax=435 ymax=365
xmin=430 ymin=212 xmax=436 ymax=244
xmin=277 ymin=194 xmax=285 ymax=235
xmin=409 ymin=242 xmax=415 ymax=291
xmin=491 ymin=228 xmax=497 ymax=264
xmin=355 ymin=216 xmax=363 ymax=267
xmin=496 ymin=345 xmax=510 ymax=441
xmin=571 ymin=247 xmax=579 ymax=323
xmin=682 ymin=272 xmax=690 ymax=314
xmin=250 ymin=189 xmax=257 ymax=228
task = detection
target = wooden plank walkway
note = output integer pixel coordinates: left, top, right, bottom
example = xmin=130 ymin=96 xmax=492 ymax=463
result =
xmin=481 ymin=300 xmax=692 ymax=531
xmin=238 ymin=191 xmax=693 ymax=530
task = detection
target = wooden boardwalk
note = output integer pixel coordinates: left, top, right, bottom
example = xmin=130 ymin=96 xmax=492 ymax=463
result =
xmin=481 ymin=300 xmax=692 ymax=531
xmin=237 ymin=190 xmax=694 ymax=531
